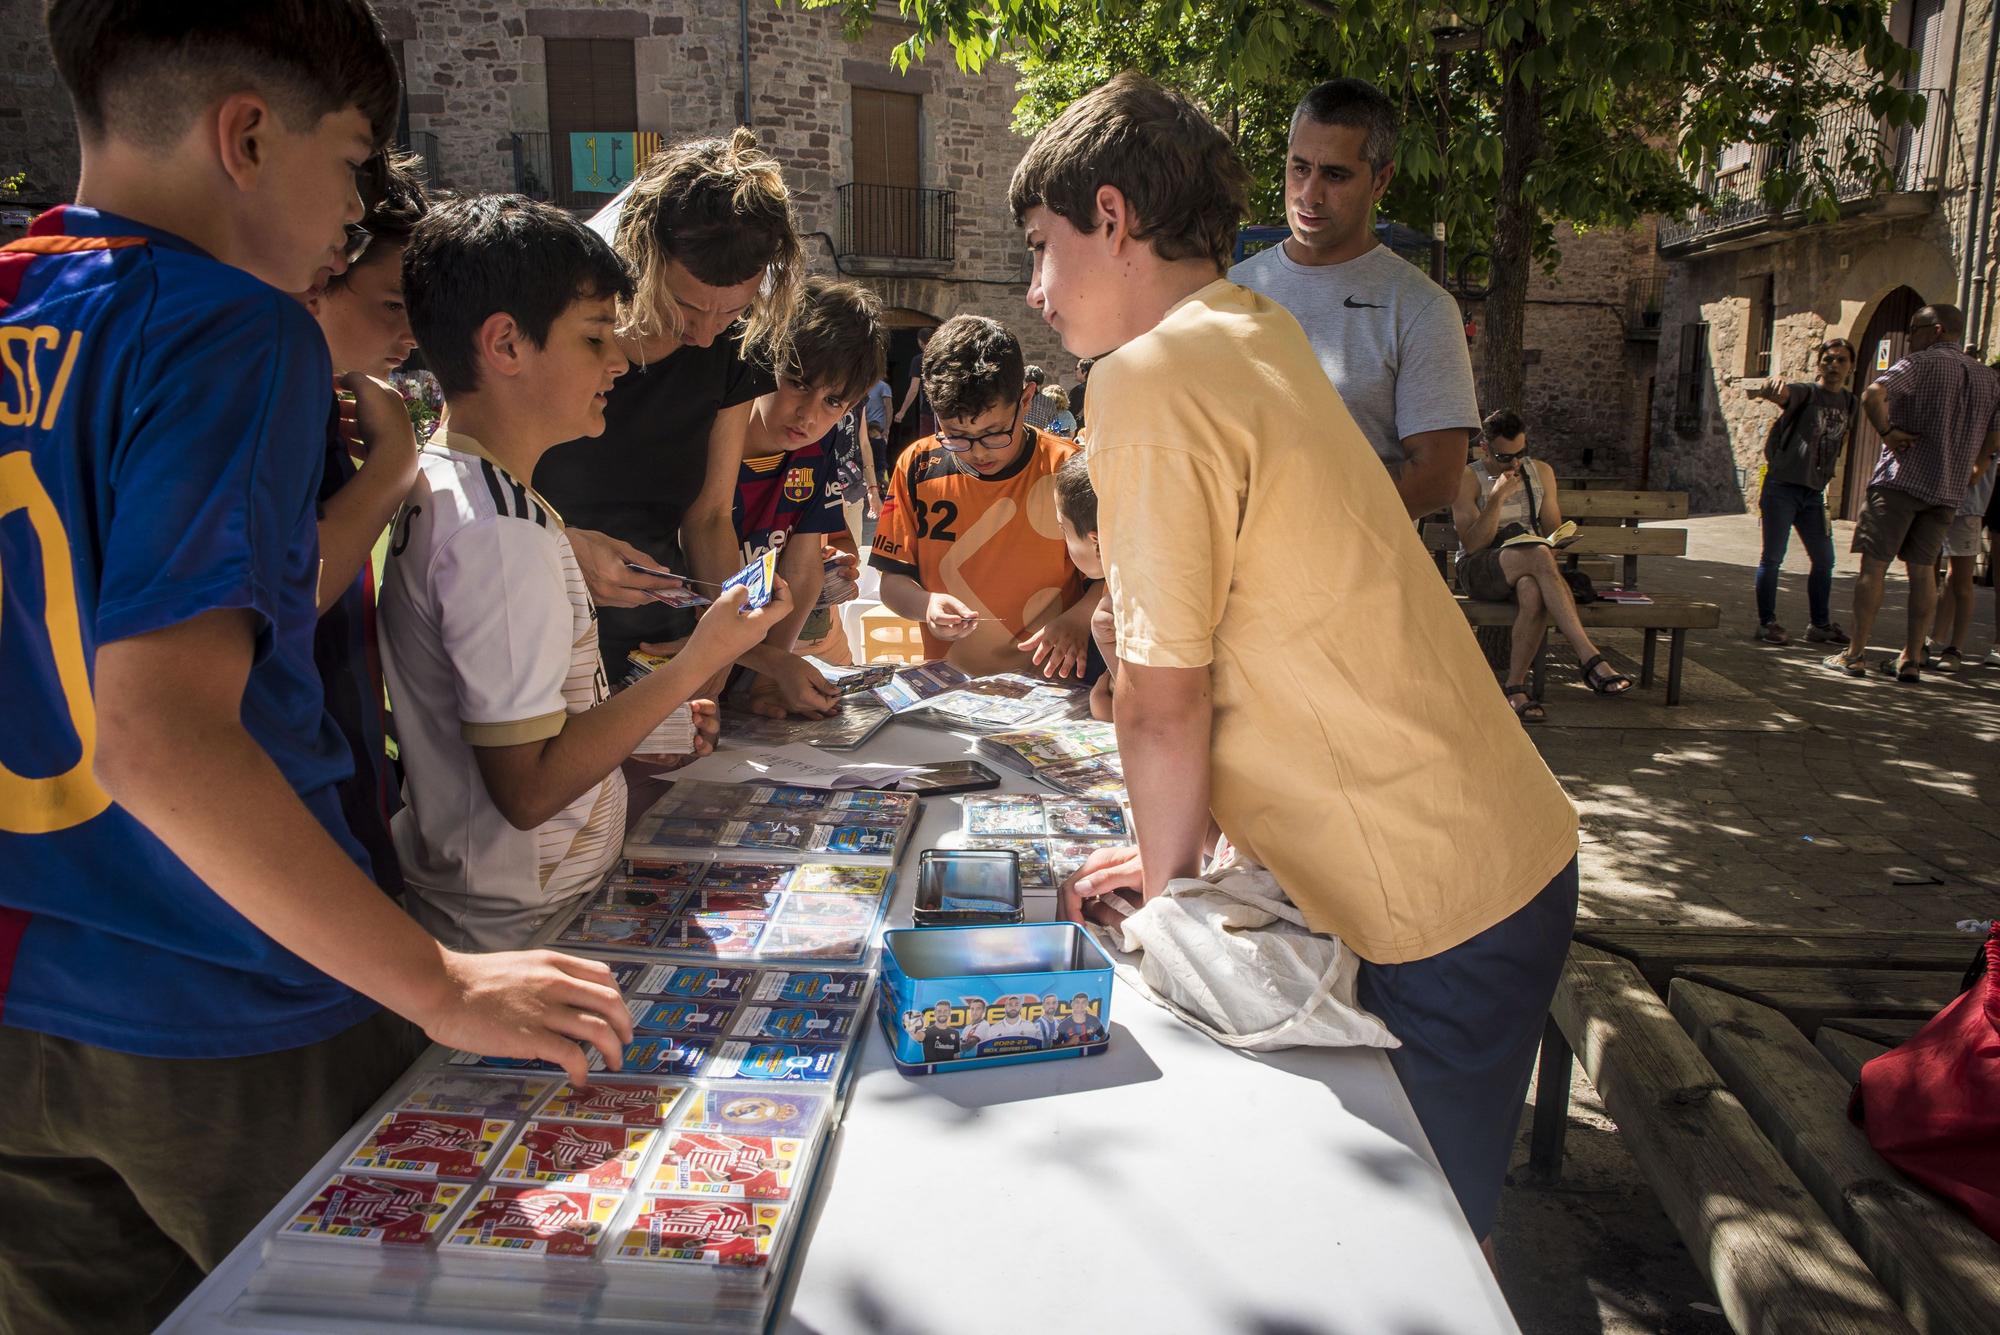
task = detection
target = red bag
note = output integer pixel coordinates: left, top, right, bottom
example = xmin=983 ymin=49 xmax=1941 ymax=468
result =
xmin=1853 ymin=924 xmax=2000 ymax=1240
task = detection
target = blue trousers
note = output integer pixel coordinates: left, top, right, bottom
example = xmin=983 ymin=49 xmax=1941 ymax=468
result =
xmin=1756 ymin=481 xmax=1835 ymax=627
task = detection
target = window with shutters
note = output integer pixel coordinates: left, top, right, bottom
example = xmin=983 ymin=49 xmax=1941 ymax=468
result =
xmin=1743 ymin=274 xmax=1775 ymax=379
xmin=846 ymin=87 xmax=950 ymax=260
xmin=1674 ymin=322 xmax=1710 ymax=437
xmin=544 ymin=38 xmax=638 ymax=207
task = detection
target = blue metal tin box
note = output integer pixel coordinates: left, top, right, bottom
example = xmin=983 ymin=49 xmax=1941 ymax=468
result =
xmin=876 ymin=924 xmax=1114 ymax=1074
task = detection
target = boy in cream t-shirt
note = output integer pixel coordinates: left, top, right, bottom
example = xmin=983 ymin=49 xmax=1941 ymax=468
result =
xmin=1015 ymin=75 xmax=1579 ymax=1251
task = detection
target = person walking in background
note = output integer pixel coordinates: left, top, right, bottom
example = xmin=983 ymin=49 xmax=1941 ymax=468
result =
xmin=1068 ymin=356 xmax=1092 ymax=430
xmin=1022 ymin=363 xmax=1059 ymax=429
xmin=893 ymin=325 xmax=936 ymax=444
xmin=1743 ymin=339 xmax=1856 ymax=647
xmin=1038 ymin=385 xmax=1078 ymax=437
xmin=1830 ymin=305 xmax=2000 ymax=681
xmin=1926 ymin=366 xmax=1999 ymax=669
xmin=1229 ymin=77 xmax=1478 ymax=518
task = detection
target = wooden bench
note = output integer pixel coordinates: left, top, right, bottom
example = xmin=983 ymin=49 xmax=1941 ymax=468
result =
xmin=1533 ymin=925 xmax=2000 ymax=1334
xmin=1452 ymin=592 xmax=1721 ymax=705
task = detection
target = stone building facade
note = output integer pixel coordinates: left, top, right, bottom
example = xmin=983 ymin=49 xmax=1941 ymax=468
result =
xmin=0 ymin=1 xmax=1068 ymax=382
xmin=1648 ymin=0 xmax=1994 ymax=515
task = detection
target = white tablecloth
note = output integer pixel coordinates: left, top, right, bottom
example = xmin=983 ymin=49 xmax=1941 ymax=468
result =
xmin=162 ymin=716 xmax=1518 ymax=1335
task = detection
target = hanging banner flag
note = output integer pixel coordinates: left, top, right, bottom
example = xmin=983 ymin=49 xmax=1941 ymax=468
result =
xmin=569 ymin=132 xmax=636 ymax=194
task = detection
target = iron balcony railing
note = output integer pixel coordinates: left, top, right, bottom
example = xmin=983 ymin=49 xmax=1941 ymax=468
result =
xmin=837 ymin=183 xmax=956 ymax=264
xmin=1625 ymin=275 xmax=1666 ymax=337
xmin=511 ymin=131 xmax=553 ymax=204
xmin=398 ymin=129 xmax=443 ymax=188
xmin=1659 ymin=88 xmax=1948 ymax=250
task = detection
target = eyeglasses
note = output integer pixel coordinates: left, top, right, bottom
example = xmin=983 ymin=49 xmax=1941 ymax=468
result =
xmin=937 ymin=404 xmax=1022 ymax=454
xmin=342 ymin=224 xmax=373 ymax=266
xmin=1491 ymin=447 xmax=1529 ymax=465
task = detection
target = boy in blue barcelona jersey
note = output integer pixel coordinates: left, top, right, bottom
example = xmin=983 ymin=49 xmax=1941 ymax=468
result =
xmin=728 ymin=276 xmax=887 ymax=717
xmin=0 ymin=6 xmax=631 ymax=1327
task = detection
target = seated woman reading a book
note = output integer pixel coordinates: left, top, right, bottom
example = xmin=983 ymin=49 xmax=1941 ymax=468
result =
xmin=1451 ymin=409 xmax=1633 ymax=722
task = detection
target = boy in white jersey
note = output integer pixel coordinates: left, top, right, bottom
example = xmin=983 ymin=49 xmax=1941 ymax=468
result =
xmin=383 ymin=195 xmax=789 ymax=950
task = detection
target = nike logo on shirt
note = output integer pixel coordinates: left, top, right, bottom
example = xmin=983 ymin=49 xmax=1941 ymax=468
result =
xmin=1343 ymin=295 xmax=1384 ymax=309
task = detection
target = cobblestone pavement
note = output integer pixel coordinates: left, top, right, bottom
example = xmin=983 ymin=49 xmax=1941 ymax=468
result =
xmin=1535 ymin=510 xmax=1998 ymax=933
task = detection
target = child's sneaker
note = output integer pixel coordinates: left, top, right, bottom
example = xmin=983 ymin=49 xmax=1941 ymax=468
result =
xmin=1805 ymin=622 xmax=1849 ymax=645
xmin=1934 ymin=646 xmax=1963 ymax=672
xmin=1754 ymin=621 xmax=1789 ymax=645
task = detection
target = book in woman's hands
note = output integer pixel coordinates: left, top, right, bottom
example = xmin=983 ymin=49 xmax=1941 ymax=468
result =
xmin=1499 ymin=520 xmax=1579 ymax=550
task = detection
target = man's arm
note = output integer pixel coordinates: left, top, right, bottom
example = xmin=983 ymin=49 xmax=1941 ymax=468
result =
xmin=1449 ymin=465 xmax=1508 ymax=553
xmin=1112 ymin=661 xmax=1213 ymax=897
xmin=682 ymin=401 xmax=756 ymax=590
xmin=1860 ymin=381 xmax=1916 ymax=453
xmin=1393 ymin=429 xmax=1469 ymax=517
xmin=93 ymin=609 xmax=634 ymax=1085
xmin=894 ymin=378 xmax=920 ymax=423
xmin=316 ymin=376 xmax=417 ymax=613
xmin=1535 ymin=460 xmax=1564 ymax=531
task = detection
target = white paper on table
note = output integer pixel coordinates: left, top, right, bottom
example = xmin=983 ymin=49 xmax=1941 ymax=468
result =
xmin=654 ymin=742 xmax=918 ymax=789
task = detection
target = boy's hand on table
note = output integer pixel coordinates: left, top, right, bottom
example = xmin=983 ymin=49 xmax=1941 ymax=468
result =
xmin=748 ymin=657 xmax=841 ymax=719
xmin=568 ymin=528 xmax=694 ymax=609
xmin=1060 ymin=844 xmax=1146 ymax=927
xmin=417 ymin=950 xmax=635 ymax=1088
xmin=1019 ymin=616 xmax=1089 ymax=680
xmin=923 ymin=593 xmax=981 ymax=641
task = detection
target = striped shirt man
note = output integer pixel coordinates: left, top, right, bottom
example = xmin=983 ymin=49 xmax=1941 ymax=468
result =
xmin=380 ymin=429 xmax=625 ymax=951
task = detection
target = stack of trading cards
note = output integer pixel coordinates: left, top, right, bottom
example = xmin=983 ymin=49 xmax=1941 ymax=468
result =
xmin=870 ymin=660 xmax=971 ymax=713
xmin=902 ymin=672 xmax=1090 ymax=733
xmin=958 ymin=794 xmax=1130 ymax=890
xmin=975 ymin=720 xmax=1127 ymax=799
xmin=717 ymin=696 xmax=894 ymax=751
xmin=624 ymin=781 xmax=919 ymax=868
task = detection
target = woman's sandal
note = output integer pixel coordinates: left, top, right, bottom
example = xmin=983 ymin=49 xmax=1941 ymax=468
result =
xmin=1504 ymin=683 xmax=1546 ymax=723
xmin=1578 ymin=653 xmax=1634 ymax=696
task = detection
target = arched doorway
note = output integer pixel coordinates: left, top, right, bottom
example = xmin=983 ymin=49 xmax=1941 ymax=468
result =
xmin=1839 ymin=285 xmax=1927 ymax=518
xmin=880 ymin=306 xmax=940 ymax=454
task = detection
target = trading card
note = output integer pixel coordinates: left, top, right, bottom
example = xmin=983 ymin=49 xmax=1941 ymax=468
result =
xmin=283 ymin=1174 xmax=466 ymax=1247
xmin=740 ymin=784 xmax=831 ymax=812
xmin=703 ymin=1041 xmax=845 ymax=1084
xmin=588 ymin=1035 xmax=713 ymax=1078
xmin=729 ymin=1004 xmax=857 ymax=1043
xmin=680 ymin=888 xmax=785 ymax=919
xmin=749 ymin=968 xmax=870 ymax=1006
xmin=648 ymin=1134 xmax=803 ymax=1200
xmin=1039 ymin=754 xmax=1127 ymax=800
xmin=720 ymin=820 xmax=808 ymax=852
xmin=1047 ymin=839 xmax=1104 ymax=886
xmin=816 ymin=805 xmax=909 ymax=830
xmin=720 ymin=547 xmax=779 ymax=611
xmin=760 ymin=924 xmax=868 ymax=962
xmin=872 ymin=660 xmax=972 ymax=713
xmin=806 ymin=823 xmax=898 ymax=857
xmin=676 ymin=1087 xmax=827 ymax=1139
xmin=620 ymin=574 xmax=711 ymax=611
xmin=344 ymin=1111 xmax=512 ymax=1180
xmin=652 ymin=789 xmax=749 ymax=819
xmin=620 ymin=858 xmax=708 ymax=886
xmin=591 ymin=882 xmax=686 ymax=915
xmin=824 ymin=789 xmax=916 ymax=817
xmin=493 ymin=1120 xmax=656 ymax=1191
xmin=964 ymin=836 xmax=1051 ymax=889
xmin=696 ymin=861 xmax=795 ymax=892
xmin=963 ymin=795 xmax=1048 ymax=837
xmin=630 ymin=999 xmax=735 ymax=1037
xmin=774 ymin=893 xmax=876 ymax=928
xmin=444 ymin=1185 xmax=621 ymax=1259
xmin=612 ymin=1198 xmax=785 ymax=1266
xmin=1044 ymin=800 xmax=1128 ymax=839
xmin=556 ymin=913 xmax=665 ymax=949
xmin=617 ymin=963 xmax=754 ymax=1000
xmin=398 ymin=1072 xmax=557 ymax=1120
xmin=535 ymin=1079 xmax=687 ymax=1127
xmin=787 ymin=863 xmax=890 ymax=896
xmin=444 ymin=1051 xmax=555 ymax=1073
xmin=658 ymin=917 xmax=765 ymax=957
xmin=642 ymin=816 xmax=732 ymax=847
xmin=805 ymin=699 xmax=893 ymax=751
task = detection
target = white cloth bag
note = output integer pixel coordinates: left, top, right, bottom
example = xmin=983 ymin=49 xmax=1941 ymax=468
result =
xmin=1092 ymin=857 xmax=1399 ymax=1052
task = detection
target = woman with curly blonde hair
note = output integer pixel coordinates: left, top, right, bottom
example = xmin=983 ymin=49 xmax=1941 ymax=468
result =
xmin=536 ymin=128 xmax=807 ymax=675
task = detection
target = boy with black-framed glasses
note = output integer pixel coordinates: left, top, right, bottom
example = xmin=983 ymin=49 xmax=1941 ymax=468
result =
xmin=869 ymin=314 xmax=1097 ymax=676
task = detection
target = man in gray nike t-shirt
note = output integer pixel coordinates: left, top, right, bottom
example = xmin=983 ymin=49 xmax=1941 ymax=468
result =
xmin=1230 ymin=78 xmax=1477 ymax=517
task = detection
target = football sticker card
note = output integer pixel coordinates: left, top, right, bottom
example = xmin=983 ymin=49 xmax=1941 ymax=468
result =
xmin=740 ymin=784 xmax=830 ymax=812
xmin=445 ymin=1185 xmax=621 ymax=1259
xmin=824 ymin=790 xmax=917 ymax=818
xmin=697 ymin=861 xmax=796 ymax=892
xmin=612 ymin=1198 xmax=785 ymax=1267
xmin=616 ymin=963 xmax=754 ymax=1000
xmin=788 ymin=863 xmax=890 ymax=896
xmin=721 ymin=820 xmax=809 ymax=852
xmin=344 ymin=1111 xmax=512 ymax=1181
xmin=649 ymin=1134 xmax=803 ymax=1200
xmin=556 ymin=913 xmax=664 ymax=949
xmin=630 ymin=999 xmax=735 ymax=1037
xmin=965 ymin=836 xmax=1052 ymax=889
xmin=1047 ymin=839 xmax=1103 ymax=887
xmin=676 ymin=1087 xmax=827 ymax=1139
xmin=720 ymin=547 xmax=779 ymax=611
xmin=681 ymin=888 xmax=785 ymax=918
xmin=760 ymin=924 xmax=868 ymax=961
xmin=749 ymin=968 xmax=870 ymax=1006
xmin=591 ymin=883 xmax=686 ymax=915
xmin=964 ymin=795 xmax=1048 ymax=837
xmin=588 ymin=1035 xmax=713 ymax=1078
xmin=284 ymin=1174 xmax=467 ymax=1247
xmin=774 ymin=893 xmax=876 ymax=928
xmin=872 ymin=660 xmax=972 ymax=713
xmin=398 ymin=1072 xmax=556 ymax=1120
xmin=1045 ymin=799 xmax=1128 ymax=838
xmin=729 ymin=1004 xmax=857 ymax=1043
xmin=658 ymin=917 xmax=765 ymax=956
xmin=807 ymin=823 xmax=898 ymax=858
xmin=494 ymin=1120 xmax=656 ymax=1191
xmin=535 ymin=1079 xmax=687 ymax=1127
xmin=620 ymin=858 xmax=707 ymax=885
xmin=704 ymin=1040 xmax=845 ymax=1084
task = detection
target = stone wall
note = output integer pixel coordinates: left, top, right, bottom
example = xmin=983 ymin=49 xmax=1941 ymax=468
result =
xmin=0 ymin=5 xmax=77 ymax=212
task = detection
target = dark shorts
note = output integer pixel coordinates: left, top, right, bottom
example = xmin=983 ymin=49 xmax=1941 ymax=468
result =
xmin=1456 ymin=544 xmax=1517 ymax=602
xmin=1853 ymin=485 xmax=1954 ymax=565
xmin=1356 ymin=856 xmax=1579 ymax=1240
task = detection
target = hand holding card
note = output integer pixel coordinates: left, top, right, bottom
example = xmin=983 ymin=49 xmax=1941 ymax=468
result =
xmin=721 ymin=549 xmax=781 ymax=612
